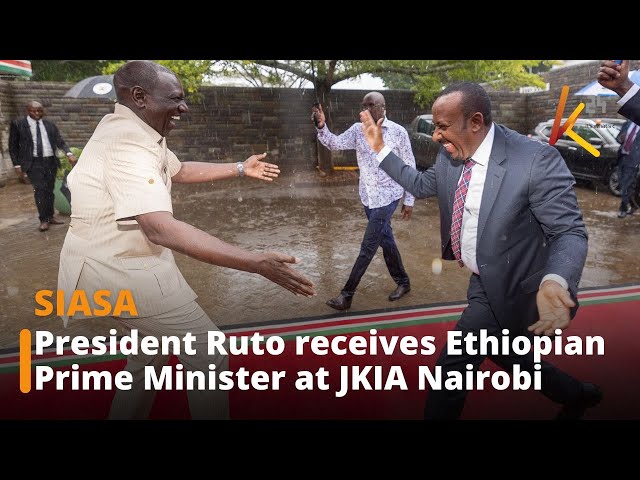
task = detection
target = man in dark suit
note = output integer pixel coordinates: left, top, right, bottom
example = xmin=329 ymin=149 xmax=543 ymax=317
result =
xmin=614 ymin=119 xmax=640 ymax=217
xmin=9 ymin=101 xmax=77 ymax=231
xmin=598 ymin=60 xmax=640 ymax=216
xmin=360 ymin=82 xmax=601 ymax=420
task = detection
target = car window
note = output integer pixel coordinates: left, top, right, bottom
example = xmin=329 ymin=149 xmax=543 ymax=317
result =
xmin=572 ymin=125 xmax=602 ymax=142
xmin=417 ymin=118 xmax=434 ymax=136
xmin=605 ymin=124 xmax=621 ymax=139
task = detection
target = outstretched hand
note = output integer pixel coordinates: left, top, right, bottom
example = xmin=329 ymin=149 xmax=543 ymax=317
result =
xmin=243 ymin=153 xmax=281 ymax=182
xmin=528 ymin=280 xmax=576 ymax=336
xmin=597 ymin=60 xmax=633 ymax=97
xmin=359 ymin=110 xmax=385 ymax=153
xmin=256 ymin=252 xmax=316 ymax=297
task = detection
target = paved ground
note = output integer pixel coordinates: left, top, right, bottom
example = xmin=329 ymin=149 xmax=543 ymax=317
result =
xmin=1 ymin=170 xmax=639 ymax=349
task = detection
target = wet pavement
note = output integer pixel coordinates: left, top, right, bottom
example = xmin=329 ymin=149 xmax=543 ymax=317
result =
xmin=1 ymin=172 xmax=639 ymax=349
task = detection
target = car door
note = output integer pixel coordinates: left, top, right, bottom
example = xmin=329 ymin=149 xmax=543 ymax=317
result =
xmin=570 ymin=124 xmax=607 ymax=180
xmin=413 ymin=117 xmax=439 ymax=170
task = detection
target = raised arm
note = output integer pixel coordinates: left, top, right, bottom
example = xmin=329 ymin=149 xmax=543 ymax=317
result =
xmin=360 ymin=110 xmax=437 ymax=198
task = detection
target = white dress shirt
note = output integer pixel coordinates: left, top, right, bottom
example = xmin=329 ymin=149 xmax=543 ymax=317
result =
xmin=27 ymin=116 xmax=54 ymax=157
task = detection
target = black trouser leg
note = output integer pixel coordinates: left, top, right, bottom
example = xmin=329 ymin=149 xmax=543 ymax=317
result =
xmin=26 ymin=161 xmax=58 ymax=222
xmin=342 ymin=199 xmax=401 ymax=296
xmin=424 ymin=274 xmax=583 ymax=420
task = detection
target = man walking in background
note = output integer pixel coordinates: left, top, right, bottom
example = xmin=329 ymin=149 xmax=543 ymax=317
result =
xmin=311 ymin=92 xmax=415 ymax=311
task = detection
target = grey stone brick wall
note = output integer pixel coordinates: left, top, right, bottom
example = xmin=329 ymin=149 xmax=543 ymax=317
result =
xmin=0 ymin=61 xmax=635 ymax=183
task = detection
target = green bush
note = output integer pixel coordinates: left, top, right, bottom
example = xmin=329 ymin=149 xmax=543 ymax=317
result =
xmin=56 ymin=146 xmax=83 ymax=179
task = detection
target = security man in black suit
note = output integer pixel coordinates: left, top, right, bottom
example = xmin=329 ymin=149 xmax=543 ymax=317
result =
xmin=9 ymin=101 xmax=77 ymax=231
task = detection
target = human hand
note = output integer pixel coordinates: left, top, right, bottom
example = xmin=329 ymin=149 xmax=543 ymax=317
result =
xmin=528 ymin=280 xmax=576 ymax=336
xmin=597 ymin=60 xmax=634 ymax=97
xmin=256 ymin=252 xmax=316 ymax=297
xmin=400 ymin=204 xmax=413 ymax=220
xmin=68 ymin=154 xmax=77 ymax=166
xmin=311 ymin=103 xmax=325 ymax=129
xmin=243 ymin=153 xmax=280 ymax=182
xmin=359 ymin=110 xmax=385 ymax=153
xmin=14 ymin=166 xmax=23 ymax=179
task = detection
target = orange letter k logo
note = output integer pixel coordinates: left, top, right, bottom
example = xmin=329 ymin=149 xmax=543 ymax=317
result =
xmin=549 ymin=86 xmax=600 ymax=157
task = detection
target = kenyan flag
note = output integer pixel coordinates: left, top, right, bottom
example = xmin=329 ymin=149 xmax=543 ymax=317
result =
xmin=0 ymin=60 xmax=32 ymax=77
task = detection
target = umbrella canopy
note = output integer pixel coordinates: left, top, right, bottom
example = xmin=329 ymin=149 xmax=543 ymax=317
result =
xmin=575 ymin=70 xmax=640 ymax=96
xmin=0 ymin=60 xmax=32 ymax=77
xmin=64 ymin=74 xmax=115 ymax=100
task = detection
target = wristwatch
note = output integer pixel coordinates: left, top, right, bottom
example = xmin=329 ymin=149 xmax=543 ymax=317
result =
xmin=236 ymin=162 xmax=245 ymax=177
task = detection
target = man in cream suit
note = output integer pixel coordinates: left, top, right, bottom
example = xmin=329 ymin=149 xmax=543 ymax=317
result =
xmin=360 ymin=82 xmax=601 ymax=420
xmin=58 ymin=61 xmax=316 ymax=420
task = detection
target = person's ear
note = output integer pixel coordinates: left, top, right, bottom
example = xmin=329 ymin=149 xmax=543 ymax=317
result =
xmin=131 ymin=86 xmax=146 ymax=108
xmin=470 ymin=112 xmax=484 ymax=132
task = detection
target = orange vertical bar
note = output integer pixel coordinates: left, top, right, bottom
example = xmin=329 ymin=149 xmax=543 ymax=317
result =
xmin=20 ymin=329 xmax=31 ymax=393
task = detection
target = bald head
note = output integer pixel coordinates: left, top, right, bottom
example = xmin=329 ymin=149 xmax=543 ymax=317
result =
xmin=26 ymin=101 xmax=44 ymax=120
xmin=114 ymin=60 xmax=176 ymax=105
xmin=362 ymin=92 xmax=386 ymax=122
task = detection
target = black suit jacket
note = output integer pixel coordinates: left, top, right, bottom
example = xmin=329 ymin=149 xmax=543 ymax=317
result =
xmin=379 ymin=124 xmax=588 ymax=330
xmin=8 ymin=117 xmax=70 ymax=171
xmin=618 ymin=96 xmax=640 ymax=168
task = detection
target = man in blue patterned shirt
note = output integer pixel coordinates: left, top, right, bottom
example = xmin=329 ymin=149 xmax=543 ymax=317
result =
xmin=312 ymin=92 xmax=416 ymax=310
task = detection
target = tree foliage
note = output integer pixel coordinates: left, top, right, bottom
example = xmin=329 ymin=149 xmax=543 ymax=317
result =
xmin=31 ymin=60 xmax=105 ymax=82
xmin=229 ymin=60 xmax=557 ymax=106
xmin=102 ymin=60 xmax=212 ymax=96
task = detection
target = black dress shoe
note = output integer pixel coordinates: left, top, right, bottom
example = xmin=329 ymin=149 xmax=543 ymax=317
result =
xmin=389 ymin=284 xmax=411 ymax=301
xmin=326 ymin=294 xmax=352 ymax=311
xmin=556 ymin=382 xmax=603 ymax=420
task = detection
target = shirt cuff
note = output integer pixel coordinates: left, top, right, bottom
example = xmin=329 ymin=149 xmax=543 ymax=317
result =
xmin=540 ymin=274 xmax=568 ymax=290
xmin=618 ymin=83 xmax=639 ymax=106
xmin=376 ymin=145 xmax=392 ymax=164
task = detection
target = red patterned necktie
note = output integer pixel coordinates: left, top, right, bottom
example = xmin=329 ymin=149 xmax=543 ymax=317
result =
xmin=450 ymin=158 xmax=476 ymax=267
xmin=623 ymin=124 xmax=638 ymax=154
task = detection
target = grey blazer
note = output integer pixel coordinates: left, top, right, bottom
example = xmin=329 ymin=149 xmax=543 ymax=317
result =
xmin=379 ymin=124 xmax=588 ymax=329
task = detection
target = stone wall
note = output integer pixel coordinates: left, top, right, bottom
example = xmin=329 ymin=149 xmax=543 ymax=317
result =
xmin=0 ymin=61 xmax=634 ymax=183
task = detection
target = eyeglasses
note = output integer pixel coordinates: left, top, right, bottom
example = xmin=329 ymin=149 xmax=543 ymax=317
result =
xmin=361 ymin=103 xmax=385 ymax=111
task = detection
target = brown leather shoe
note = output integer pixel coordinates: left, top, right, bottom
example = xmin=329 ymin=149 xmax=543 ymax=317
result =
xmin=389 ymin=284 xmax=411 ymax=301
xmin=326 ymin=293 xmax=352 ymax=311
xmin=39 ymin=221 xmax=49 ymax=232
xmin=48 ymin=216 xmax=65 ymax=225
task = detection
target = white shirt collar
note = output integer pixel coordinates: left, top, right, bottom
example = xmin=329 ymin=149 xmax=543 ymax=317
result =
xmin=468 ymin=123 xmax=495 ymax=166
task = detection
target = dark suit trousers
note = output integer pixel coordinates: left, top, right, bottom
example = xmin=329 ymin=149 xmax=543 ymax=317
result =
xmin=342 ymin=199 xmax=410 ymax=296
xmin=618 ymin=156 xmax=639 ymax=208
xmin=26 ymin=157 xmax=58 ymax=222
xmin=424 ymin=274 xmax=584 ymax=420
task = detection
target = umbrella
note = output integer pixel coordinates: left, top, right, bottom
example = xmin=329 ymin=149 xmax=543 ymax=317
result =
xmin=0 ymin=60 xmax=32 ymax=77
xmin=575 ymin=70 xmax=640 ymax=96
xmin=64 ymin=74 xmax=116 ymax=100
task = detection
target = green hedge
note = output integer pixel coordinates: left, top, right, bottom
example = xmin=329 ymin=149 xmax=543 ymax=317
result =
xmin=56 ymin=146 xmax=83 ymax=179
